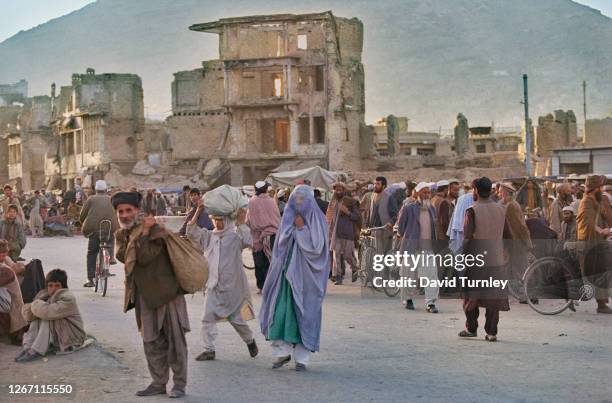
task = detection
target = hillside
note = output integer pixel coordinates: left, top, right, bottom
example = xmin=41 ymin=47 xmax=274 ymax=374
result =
xmin=1 ymin=0 xmax=611 ymax=129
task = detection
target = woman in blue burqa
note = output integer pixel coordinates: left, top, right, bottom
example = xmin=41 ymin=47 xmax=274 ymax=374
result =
xmin=259 ymin=185 xmax=329 ymax=371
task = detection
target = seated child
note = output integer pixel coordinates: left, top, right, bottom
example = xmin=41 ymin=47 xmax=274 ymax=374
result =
xmin=15 ymin=269 xmax=86 ymax=362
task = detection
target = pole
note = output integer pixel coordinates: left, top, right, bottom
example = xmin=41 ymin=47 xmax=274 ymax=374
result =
xmin=583 ymin=80 xmax=587 ymax=140
xmin=523 ymin=74 xmax=531 ymax=176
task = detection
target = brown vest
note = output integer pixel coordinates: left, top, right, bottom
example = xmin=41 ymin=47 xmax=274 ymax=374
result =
xmin=472 ymin=198 xmax=506 ymax=267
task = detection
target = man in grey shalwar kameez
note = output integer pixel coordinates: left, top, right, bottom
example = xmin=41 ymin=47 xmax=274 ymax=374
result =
xmin=260 ymin=185 xmax=330 ymax=371
xmin=186 ymin=201 xmax=258 ymax=361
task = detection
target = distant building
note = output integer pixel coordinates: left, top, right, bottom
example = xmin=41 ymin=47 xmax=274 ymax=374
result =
xmin=167 ymin=11 xmax=365 ymax=186
xmin=0 ymin=79 xmax=28 ymax=106
xmin=551 ymin=146 xmax=612 ymax=175
xmin=49 ymin=69 xmax=145 ymax=189
xmin=4 ymin=96 xmax=53 ymax=191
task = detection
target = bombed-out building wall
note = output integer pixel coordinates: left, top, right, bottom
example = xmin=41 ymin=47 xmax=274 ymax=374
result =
xmin=51 ymin=70 xmax=145 ymax=189
xmin=185 ymin=11 xmax=366 ymax=185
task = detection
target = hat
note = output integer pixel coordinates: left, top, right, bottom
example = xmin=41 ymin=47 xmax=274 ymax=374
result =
xmin=392 ymin=182 xmax=407 ymax=189
xmin=332 ymin=182 xmax=347 ymax=190
xmin=94 ymin=180 xmax=108 ymax=191
xmin=111 ymin=191 xmax=142 ymax=209
xmin=415 ymin=182 xmax=431 ymax=192
xmin=436 ymin=179 xmax=449 ymax=188
xmin=367 ymin=184 xmax=374 ymax=191
xmin=448 ymin=178 xmax=460 ymax=185
xmin=585 ymin=175 xmax=606 ymax=191
xmin=500 ymin=182 xmax=516 ymax=193
xmin=255 ymin=181 xmax=267 ymax=190
xmin=277 ymin=189 xmax=286 ymax=198
xmin=562 ymin=205 xmax=575 ymax=214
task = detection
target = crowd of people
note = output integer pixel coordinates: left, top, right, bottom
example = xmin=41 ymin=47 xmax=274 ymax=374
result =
xmin=0 ymin=173 xmax=610 ymax=398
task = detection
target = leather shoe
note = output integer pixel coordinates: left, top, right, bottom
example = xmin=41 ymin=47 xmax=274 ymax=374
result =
xmin=195 ymin=351 xmax=215 ymax=361
xmin=247 ymin=340 xmax=258 ymax=358
xmin=135 ymin=384 xmax=166 ymax=397
xmin=272 ymin=355 xmax=291 ymax=369
xmin=597 ymin=306 xmax=612 ymax=314
xmin=168 ymin=388 xmax=185 ymax=398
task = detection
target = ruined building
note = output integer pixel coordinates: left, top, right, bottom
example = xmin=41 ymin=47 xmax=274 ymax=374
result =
xmin=0 ymin=79 xmax=28 ymax=106
xmin=4 ymin=96 xmax=53 ymax=191
xmin=49 ymin=69 xmax=145 ymax=189
xmin=167 ymin=11 xmax=366 ymax=186
xmin=532 ymin=110 xmax=578 ymax=175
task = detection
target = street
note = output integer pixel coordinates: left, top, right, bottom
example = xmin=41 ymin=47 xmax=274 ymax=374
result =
xmin=1 ymin=235 xmax=611 ymax=402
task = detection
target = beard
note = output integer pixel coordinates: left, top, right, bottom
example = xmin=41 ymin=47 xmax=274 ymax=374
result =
xmin=420 ymin=199 xmax=431 ymax=208
xmin=119 ymin=217 xmax=138 ymax=230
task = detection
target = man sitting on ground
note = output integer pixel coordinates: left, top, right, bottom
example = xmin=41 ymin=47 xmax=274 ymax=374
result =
xmin=15 ymin=269 xmax=86 ymax=362
xmin=0 ymin=256 xmax=27 ymax=345
xmin=0 ymin=205 xmax=27 ymax=261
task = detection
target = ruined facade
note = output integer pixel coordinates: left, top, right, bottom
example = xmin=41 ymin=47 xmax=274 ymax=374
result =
xmin=49 ymin=70 xmax=145 ymax=189
xmin=4 ymin=96 xmax=53 ymax=191
xmin=0 ymin=105 xmax=23 ymax=185
xmin=454 ymin=113 xmax=469 ymax=155
xmin=171 ymin=12 xmax=365 ymax=186
xmin=0 ymin=79 xmax=28 ymax=106
xmin=533 ymin=110 xmax=578 ymax=175
xmin=584 ymin=117 xmax=612 ymax=147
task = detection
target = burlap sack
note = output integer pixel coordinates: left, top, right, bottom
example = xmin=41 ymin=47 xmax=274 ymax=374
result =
xmin=165 ymin=231 xmax=209 ymax=293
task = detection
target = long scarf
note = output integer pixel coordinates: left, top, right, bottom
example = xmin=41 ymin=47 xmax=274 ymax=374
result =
xmin=205 ymin=217 xmax=235 ymax=290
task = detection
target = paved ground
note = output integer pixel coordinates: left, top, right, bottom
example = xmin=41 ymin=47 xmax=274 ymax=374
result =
xmin=1 ymin=236 xmax=611 ymax=402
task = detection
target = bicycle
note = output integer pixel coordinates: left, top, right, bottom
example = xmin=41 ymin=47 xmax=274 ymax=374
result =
xmin=94 ymin=219 xmax=113 ymax=297
xmin=521 ymin=242 xmax=594 ymax=315
xmin=357 ymin=226 xmax=399 ymax=297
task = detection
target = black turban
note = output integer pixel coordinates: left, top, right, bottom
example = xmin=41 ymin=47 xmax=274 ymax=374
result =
xmin=111 ymin=191 xmax=142 ymax=209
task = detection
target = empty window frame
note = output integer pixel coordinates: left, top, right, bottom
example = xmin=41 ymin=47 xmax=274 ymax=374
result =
xmin=314 ymin=116 xmax=326 ymax=144
xmin=297 ymin=34 xmax=308 ymax=50
xmin=298 ymin=117 xmax=310 ymax=144
xmin=315 ymin=66 xmax=325 ymax=92
xmin=475 ymin=144 xmax=486 ymax=153
xmin=271 ymin=73 xmax=284 ymax=97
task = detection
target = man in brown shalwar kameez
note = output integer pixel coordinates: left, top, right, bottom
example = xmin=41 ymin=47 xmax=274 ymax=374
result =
xmin=459 ymin=177 xmax=511 ymax=342
xmin=113 ymin=191 xmax=190 ymax=398
xmin=576 ymin=175 xmax=612 ymax=314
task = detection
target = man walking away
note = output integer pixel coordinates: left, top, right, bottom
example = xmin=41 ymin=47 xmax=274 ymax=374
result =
xmin=247 ymin=181 xmax=280 ymax=293
xmin=79 ymin=180 xmax=118 ymax=287
xmin=459 ymin=177 xmax=510 ymax=342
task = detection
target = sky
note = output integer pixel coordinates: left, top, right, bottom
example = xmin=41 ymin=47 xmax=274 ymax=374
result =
xmin=0 ymin=0 xmax=611 ymax=43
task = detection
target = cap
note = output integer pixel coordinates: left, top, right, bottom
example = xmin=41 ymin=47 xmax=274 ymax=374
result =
xmin=415 ymin=182 xmax=431 ymax=192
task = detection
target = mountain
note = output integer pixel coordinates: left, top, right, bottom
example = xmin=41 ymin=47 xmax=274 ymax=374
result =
xmin=1 ymin=0 xmax=611 ymax=130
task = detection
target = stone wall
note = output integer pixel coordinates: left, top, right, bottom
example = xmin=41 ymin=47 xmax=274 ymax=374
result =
xmin=585 ymin=117 xmax=612 ymax=147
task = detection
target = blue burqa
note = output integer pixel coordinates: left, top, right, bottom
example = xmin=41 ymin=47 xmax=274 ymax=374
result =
xmin=259 ymin=185 xmax=330 ymax=352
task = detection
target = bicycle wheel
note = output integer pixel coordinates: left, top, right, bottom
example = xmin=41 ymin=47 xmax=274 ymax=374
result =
xmin=98 ymin=248 xmax=108 ymax=297
xmin=242 ymin=248 xmax=255 ymax=270
xmin=94 ymin=250 xmax=102 ymax=293
xmin=360 ymin=246 xmax=380 ymax=290
xmin=383 ymin=263 xmax=401 ymax=297
xmin=523 ymin=257 xmax=574 ymax=315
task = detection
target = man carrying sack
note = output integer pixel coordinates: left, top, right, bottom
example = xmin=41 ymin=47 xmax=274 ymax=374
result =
xmin=113 ymin=191 xmax=192 ymax=398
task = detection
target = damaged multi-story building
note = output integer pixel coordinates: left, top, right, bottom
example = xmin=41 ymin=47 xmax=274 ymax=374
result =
xmin=167 ymin=11 xmax=366 ymax=186
xmin=3 ymin=95 xmax=53 ymax=191
xmin=48 ymin=69 xmax=145 ymax=189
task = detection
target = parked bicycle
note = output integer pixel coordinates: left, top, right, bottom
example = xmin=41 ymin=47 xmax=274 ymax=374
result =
xmin=357 ymin=226 xmax=398 ymax=297
xmin=94 ymin=219 xmax=113 ymax=297
xmin=521 ymin=242 xmax=595 ymax=315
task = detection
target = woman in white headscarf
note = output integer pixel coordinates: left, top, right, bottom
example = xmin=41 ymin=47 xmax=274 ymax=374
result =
xmin=186 ymin=200 xmax=258 ymax=361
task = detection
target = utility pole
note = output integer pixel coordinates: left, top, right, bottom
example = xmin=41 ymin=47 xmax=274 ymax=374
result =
xmin=523 ymin=74 xmax=531 ymax=176
xmin=583 ymin=80 xmax=587 ymax=140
